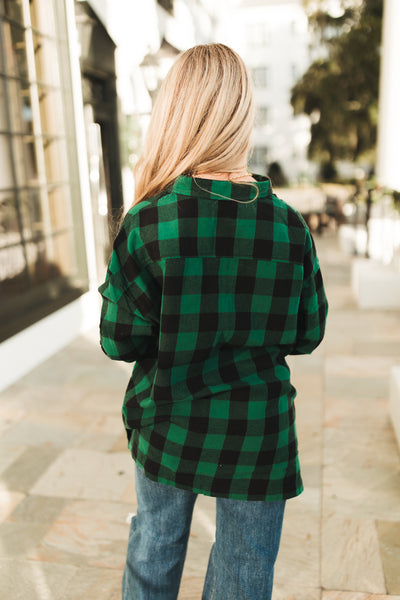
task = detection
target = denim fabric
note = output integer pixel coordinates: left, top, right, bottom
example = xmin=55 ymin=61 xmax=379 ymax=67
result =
xmin=122 ymin=464 xmax=285 ymax=600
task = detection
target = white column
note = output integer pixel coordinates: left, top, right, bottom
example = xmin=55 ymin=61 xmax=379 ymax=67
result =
xmin=376 ymin=0 xmax=400 ymax=192
xmin=65 ymin=0 xmax=98 ymax=289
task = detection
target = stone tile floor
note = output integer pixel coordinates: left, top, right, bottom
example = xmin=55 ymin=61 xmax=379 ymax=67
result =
xmin=1 ymin=232 xmax=400 ymax=599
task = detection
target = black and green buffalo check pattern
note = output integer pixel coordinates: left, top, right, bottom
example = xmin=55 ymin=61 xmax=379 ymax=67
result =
xmin=99 ymin=175 xmax=328 ymax=500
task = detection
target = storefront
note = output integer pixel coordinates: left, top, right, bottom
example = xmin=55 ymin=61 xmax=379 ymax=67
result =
xmin=0 ymin=0 xmax=106 ymax=390
xmin=0 ymin=0 xmax=92 ymax=342
xmin=0 ymin=0 xmax=218 ymax=391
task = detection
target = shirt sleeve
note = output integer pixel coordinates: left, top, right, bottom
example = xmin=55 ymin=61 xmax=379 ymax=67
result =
xmin=291 ymin=229 xmax=328 ymax=355
xmin=98 ymin=222 xmax=160 ymax=362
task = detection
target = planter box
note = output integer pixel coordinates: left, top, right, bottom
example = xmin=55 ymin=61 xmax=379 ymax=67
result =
xmin=390 ymin=367 xmax=400 ymax=452
xmin=352 ymin=258 xmax=400 ymax=309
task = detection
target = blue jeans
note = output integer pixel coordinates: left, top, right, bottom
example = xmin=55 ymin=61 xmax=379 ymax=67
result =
xmin=122 ymin=464 xmax=285 ymax=600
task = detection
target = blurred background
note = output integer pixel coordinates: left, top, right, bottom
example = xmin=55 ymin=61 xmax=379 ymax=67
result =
xmin=0 ymin=0 xmax=399 ymax=389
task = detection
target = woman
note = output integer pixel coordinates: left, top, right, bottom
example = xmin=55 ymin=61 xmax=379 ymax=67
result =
xmin=99 ymin=43 xmax=328 ymax=600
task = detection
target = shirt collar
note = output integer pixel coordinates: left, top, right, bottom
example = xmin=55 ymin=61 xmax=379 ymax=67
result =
xmin=171 ymin=174 xmax=271 ymax=202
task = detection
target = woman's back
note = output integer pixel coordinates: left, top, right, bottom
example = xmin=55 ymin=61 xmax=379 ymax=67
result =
xmin=99 ymin=43 xmax=328 ymax=600
xmin=99 ymin=174 xmax=327 ymax=500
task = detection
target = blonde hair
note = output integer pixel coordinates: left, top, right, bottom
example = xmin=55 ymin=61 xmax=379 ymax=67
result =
xmin=133 ymin=43 xmax=255 ymax=205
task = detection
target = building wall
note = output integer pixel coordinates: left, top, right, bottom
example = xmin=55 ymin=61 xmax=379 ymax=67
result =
xmin=219 ymin=0 xmax=314 ymax=182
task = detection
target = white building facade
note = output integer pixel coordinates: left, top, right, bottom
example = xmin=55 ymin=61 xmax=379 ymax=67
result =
xmin=219 ymin=0 xmax=314 ymax=182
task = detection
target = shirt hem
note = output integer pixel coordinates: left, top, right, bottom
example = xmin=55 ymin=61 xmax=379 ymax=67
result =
xmin=132 ymin=456 xmax=304 ymax=502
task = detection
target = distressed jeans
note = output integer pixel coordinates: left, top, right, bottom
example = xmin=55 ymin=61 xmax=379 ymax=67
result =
xmin=122 ymin=464 xmax=285 ymax=600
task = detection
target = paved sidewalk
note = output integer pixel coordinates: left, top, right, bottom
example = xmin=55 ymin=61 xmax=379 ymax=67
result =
xmin=1 ymin=232 xmax=400 ymax=600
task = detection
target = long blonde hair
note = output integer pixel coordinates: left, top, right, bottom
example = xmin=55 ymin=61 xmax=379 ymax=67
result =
xmin=133 ymin=43 xmax=255 ymax=205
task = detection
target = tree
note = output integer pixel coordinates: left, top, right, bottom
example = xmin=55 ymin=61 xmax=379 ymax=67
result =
xmin=291 ymin=0 xmax=383 ymax=177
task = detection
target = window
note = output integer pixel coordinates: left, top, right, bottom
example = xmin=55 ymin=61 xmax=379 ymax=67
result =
xmin=251 ymin=67 xmax=268 ymax=89
xmin=0 ymin=0 xmax=88 ymax=341
xmin=291 ymin=63 xmax=299 ymax=83
xmin=255 ymin=106 xmax=269 ymax=127
xmin=157 ymin=0 xmax=174 ymax=15
xmin=250 ymin=146 xmax=269 ymax=170
xmin=246 ymin=23 xmax=269 ymax=48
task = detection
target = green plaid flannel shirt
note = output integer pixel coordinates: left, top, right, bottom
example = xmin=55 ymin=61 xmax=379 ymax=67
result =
xmin=99 ymin=175 xmax=328 ymax=501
